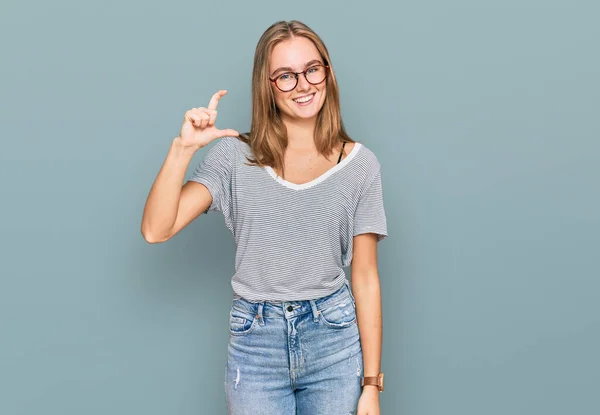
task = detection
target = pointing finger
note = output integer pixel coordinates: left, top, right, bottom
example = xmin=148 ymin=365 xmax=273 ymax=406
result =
xmin=208 ymin=90 xmax=227 ymax=111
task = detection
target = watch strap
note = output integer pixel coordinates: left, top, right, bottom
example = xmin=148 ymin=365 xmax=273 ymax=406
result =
xmin=361 ymin=373 xmax=384 ymax=391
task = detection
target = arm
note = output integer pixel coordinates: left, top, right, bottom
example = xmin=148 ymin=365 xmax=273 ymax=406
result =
xmin=352 ymin=233 xmax=382 ymax=409
xmin=141 ymin=90 xmax=238 ymax=243
xmin=140 ymin=137 xmax=213 ymax=243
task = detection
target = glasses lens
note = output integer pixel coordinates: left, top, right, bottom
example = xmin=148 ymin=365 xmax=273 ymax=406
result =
xmin=306 ymin=65 xmax=327 ymax=84
xmin=276 ymin=73 xmax=297 ymax=92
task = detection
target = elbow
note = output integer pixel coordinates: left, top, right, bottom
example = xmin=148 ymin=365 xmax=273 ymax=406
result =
xmin=140 ymin=225 xmax=170 ymax=244
xmin=142 ymin=234 xmax=164 ymax=244
xmin=351 ymin=267 xmax=381 ymax=287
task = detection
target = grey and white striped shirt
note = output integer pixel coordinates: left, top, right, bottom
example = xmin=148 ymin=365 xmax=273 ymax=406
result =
xmin=189 ymin=136 xmax=387 ymax=302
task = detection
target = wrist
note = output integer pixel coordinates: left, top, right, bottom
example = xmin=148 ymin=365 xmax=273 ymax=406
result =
xmin=171 ymin=137 xmax=199 ymax=157
xmin=361 ymin=385 xmax=381 ymax=397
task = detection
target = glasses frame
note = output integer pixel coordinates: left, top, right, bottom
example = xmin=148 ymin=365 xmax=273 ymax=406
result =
xmin=269 ymin=64 xmax=330 ymax=92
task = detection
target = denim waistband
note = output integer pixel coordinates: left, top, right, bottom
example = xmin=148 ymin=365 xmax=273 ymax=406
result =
xmin=231 ymin=280 xmax=355 ymax=322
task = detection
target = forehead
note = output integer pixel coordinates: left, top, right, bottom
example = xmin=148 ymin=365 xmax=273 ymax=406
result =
xmin=269 ymin=37 xmax=322 ymax=71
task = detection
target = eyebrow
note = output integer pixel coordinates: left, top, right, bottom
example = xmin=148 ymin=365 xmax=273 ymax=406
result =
xmin=270 ymin=59 xmax=324 ymax=77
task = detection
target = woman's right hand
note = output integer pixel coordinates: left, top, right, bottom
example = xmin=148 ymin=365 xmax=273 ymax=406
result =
xmin=178 ymin=90 xmax=239 ymax=150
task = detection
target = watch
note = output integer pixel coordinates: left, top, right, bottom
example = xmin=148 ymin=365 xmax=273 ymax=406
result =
xmin=360 ymin=372 xmax=384 ymax=392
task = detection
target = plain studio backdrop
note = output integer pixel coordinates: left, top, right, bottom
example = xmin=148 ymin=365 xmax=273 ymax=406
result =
xmin=1 ymin=0 xmax=598 ymax=414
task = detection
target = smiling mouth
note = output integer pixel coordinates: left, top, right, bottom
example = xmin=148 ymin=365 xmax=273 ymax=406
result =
xmin=292 ymin=93 xmax=315 ymax=104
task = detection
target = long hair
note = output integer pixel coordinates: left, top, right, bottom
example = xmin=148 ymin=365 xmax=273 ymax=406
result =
xmin=239 ymin=20 xmax=354 ymax=175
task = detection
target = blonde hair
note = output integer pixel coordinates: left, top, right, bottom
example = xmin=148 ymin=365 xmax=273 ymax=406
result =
xmin=239 ymin=20 xmax=354 ymax=175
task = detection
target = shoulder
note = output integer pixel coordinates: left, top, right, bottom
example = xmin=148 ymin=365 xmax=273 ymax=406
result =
xmin=204 ymin=136 xmax=251 ymax=160
xmin=354 ymin=142 xmax=380 ymax=164
xmin=223 ymin=136 xmax=254 ymax=156
xmin=350 ymin=142 xmax=382 ymax=180
xmin=209 ymin=136 xmax=245 ymax=151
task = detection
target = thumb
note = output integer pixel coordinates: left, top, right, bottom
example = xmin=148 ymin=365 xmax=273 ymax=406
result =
xmin=214 ymin=128 xmax=240 ymax=138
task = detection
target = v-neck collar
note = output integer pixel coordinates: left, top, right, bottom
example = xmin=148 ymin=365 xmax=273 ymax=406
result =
xmin=264 ymin=143 xmax=362 ymax=191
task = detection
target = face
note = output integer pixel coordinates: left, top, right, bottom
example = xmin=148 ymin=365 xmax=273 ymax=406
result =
xmin=269 ymin=36 xmax=327 ymax=123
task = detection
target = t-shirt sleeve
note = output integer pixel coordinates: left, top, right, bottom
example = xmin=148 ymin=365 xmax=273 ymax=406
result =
xmin=353 ymin=168 xmax=388 ymax=241
xmin=187 ymin=137 xmax=235 ymax=216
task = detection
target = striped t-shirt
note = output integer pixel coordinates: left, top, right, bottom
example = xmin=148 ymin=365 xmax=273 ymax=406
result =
xmin=188 ymin=136 xmax=387 ymax=302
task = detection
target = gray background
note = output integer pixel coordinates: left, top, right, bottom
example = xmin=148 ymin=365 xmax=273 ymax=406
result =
xmin=1 ymin=0 xmax=598 ymax=414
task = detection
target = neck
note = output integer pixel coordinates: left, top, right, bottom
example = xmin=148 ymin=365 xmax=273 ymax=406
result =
xmin=282 ymin=115 xmax=318 ymax=151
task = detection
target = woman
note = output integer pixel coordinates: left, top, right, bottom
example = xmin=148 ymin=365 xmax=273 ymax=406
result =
xmin=141 ymin=20 xmax=387 ymax=415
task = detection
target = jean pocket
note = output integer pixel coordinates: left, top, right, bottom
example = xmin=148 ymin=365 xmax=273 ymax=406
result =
xmin=319 ymin=298 xmax=356 ymax=328
xmin=229 ymin=307 xmax=257 ymax=336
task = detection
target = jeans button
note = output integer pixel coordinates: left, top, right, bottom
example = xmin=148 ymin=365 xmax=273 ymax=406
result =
xmin=286 ymin=305 xmax=293 ymax=312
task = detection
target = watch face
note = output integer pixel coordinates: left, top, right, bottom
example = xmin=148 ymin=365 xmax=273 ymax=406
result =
xmin=379 ymin=373 xmax=385 ymax=391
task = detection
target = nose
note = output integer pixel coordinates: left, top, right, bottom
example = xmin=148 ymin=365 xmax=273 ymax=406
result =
xmin=295 ymin=73 xmax=311 ymax=91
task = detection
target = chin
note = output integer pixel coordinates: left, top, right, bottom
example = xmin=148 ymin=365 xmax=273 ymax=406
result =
xmin=295 ymin=108 xmax=321 ymax=119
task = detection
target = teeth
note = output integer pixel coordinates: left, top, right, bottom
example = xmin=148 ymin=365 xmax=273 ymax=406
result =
xmin=293 ymin=94 xmax=314 ymax=103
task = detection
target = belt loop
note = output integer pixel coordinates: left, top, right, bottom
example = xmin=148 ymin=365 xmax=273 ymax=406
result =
xmin=256 ymin=302 xmax=265 ymax=326
xmin=309 ymin=300 xmax=320 ymax=322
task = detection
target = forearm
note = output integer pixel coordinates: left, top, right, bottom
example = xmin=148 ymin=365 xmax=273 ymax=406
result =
xmin=141 ymin=137 xmax=196 ymax=241
xmin=353 ymin=275 xmax=382 ymax=378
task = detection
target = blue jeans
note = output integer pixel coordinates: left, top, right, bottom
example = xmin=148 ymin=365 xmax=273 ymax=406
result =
xmin=224 ymin=280 xmax=364 ymax=414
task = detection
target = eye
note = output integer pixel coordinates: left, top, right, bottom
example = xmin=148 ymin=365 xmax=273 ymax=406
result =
xmin=278 ymin=72 xmax=294 ymax=81
xmin=306 ymin=66 xmax=320 ymax=74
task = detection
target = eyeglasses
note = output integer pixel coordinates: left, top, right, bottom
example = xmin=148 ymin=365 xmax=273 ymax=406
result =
xmin=269 ymin=64 xmax=329 ymax=92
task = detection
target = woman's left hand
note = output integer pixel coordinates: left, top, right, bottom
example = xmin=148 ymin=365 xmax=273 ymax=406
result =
xmin=357 ymin=386 xmax=380 ymax=415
